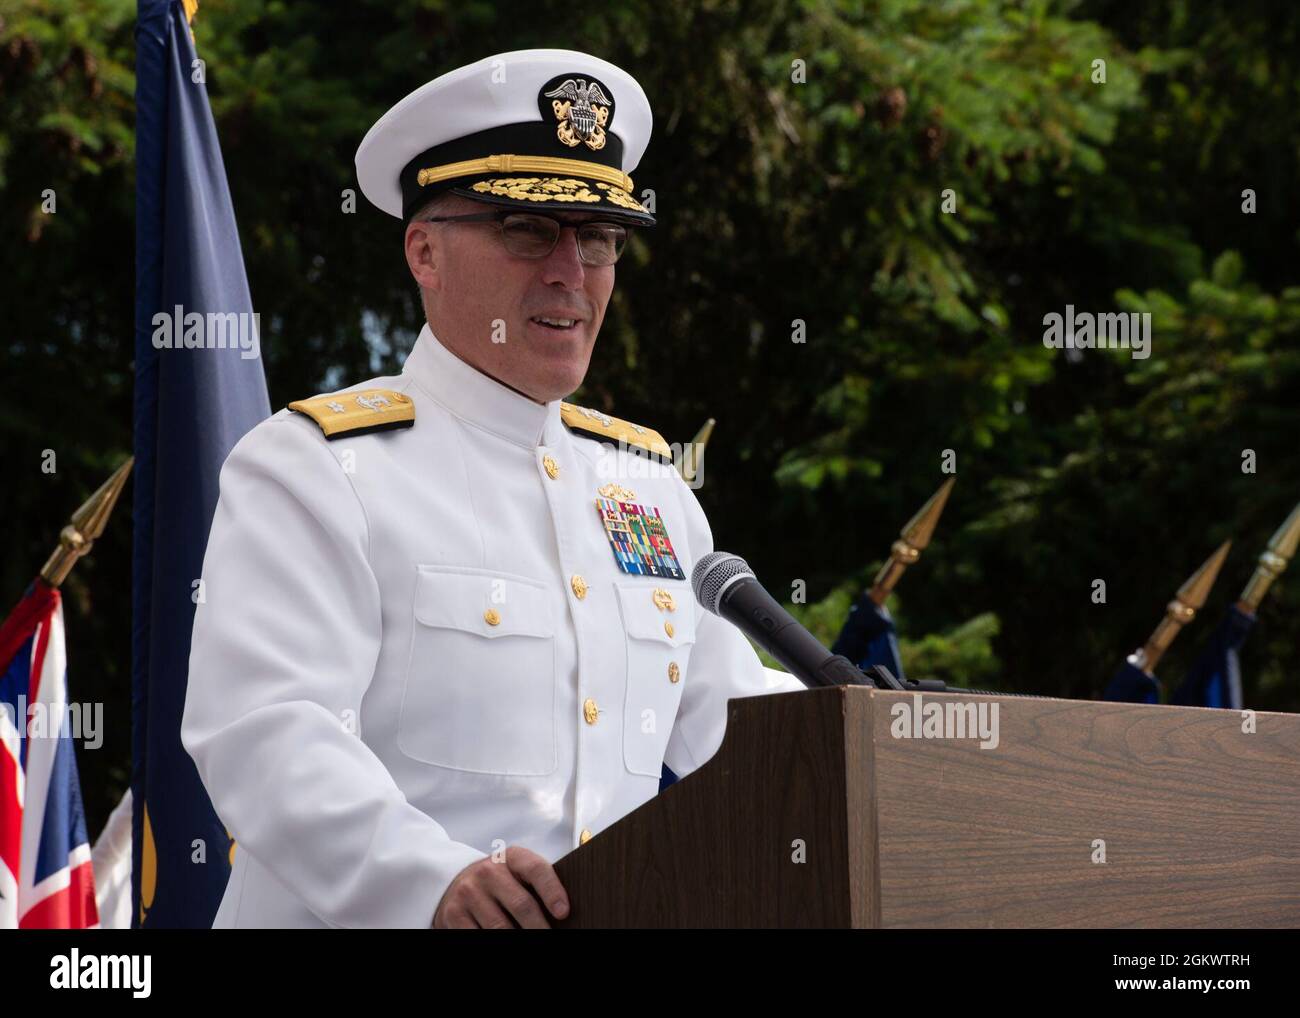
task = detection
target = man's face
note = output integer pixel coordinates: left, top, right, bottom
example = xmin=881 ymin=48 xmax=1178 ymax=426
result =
xmin=405 ymin=193 xmax=618 ymax=403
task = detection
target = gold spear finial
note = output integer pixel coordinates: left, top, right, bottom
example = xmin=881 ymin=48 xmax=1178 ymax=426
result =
xmin=40 ymin=458 xmax=134 ymax=588
xmin=868 ymin=477 xmax=955 ymax=605
xmin=1131 ymin=539 xmax=1231 ymax=675
xmin=1236 ymin=502 xmax=1300 ymax=614
xmin=679 ymin=417 xmax=715 ymax=485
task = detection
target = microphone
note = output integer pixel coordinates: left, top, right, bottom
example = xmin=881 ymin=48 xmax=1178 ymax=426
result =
xmin=692 ymin=551 xmax=902 ymax=690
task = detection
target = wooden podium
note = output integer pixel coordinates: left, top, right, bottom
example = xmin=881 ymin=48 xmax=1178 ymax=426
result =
xmin=552 ymin=686 xmax=1300 ymax=927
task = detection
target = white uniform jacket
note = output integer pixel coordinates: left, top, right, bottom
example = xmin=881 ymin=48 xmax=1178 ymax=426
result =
xmin=182 ymin=324 xmax=804 ymax=928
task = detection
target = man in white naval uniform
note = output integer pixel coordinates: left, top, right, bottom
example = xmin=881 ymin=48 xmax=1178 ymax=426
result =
xmin=182 ymin=49 xmax=805 ymax=929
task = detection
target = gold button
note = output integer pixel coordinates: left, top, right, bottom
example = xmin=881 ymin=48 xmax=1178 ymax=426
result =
xmin=664 ymin=621 xmax=675 ymax=638
xmin=583 ymin=698 xmax=599 ymax=725
xmin=484 ymin=609 xmax=501 ymax=626
xmin=652 ymin=588 xmax=676 ymax=612
xmin=579 ymin=829 xmax=593 ymax=845
xmin=542 ymin=455 xmax=560 ymax=480
xmin=570 ymin=574 xmax=588 ymax=600
xmin=668 ymin=661 xmax=680 ymax=684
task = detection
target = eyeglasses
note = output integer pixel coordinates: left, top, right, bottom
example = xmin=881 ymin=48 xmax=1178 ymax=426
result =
xmin=420 ymin=210 xmax=629 ymax=266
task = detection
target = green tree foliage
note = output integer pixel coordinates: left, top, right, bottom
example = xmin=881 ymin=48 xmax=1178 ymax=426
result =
xmin=2 ymin=0 xmax=1298 ymax=831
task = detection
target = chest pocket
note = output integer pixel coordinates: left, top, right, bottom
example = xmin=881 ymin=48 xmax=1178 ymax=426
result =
xmin=616 ymin=582 xmax=696 ymax=776
xmin=398 ymin=566 xmax=557 ymax=775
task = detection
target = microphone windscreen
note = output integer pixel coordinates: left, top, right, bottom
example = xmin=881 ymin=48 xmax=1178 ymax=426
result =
xmin=691 ymin=551 xmax=754 ymax=614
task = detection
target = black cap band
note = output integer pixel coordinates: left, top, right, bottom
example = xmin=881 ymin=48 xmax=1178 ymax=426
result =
xmin=400 ymin=121 xmax=627 ymax=221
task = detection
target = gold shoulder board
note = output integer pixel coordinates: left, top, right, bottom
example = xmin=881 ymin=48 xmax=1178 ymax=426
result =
xmin=288 ymin=389 xmax=415 ymax=440
xmin=560 ymin=402 xmax=671 ymax=459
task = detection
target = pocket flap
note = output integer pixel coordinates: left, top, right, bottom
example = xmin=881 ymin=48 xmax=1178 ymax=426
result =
xmin=414 ymin=567 xmax=553 ymax=638
xmin=615 ymin=582 xmax=696 ymax=647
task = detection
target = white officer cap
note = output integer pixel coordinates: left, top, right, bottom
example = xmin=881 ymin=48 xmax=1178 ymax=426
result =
xmin=355 ymin=48 xmax=654 ymax=225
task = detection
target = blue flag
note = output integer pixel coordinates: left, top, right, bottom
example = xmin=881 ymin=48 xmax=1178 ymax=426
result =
xmin=132 ymin=0 xmax=270 ymax=927
xmin=832 ymin=593 xmax=906 ymax=681
xmin=1171 ymin=606 xmax=1254 ymax=710
xmin=1103 ymin=659 xmax=1161 ymax=704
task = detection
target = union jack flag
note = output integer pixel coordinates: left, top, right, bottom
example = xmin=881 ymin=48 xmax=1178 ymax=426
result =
xmin=0 ymin=579 xmax=98 ymax=928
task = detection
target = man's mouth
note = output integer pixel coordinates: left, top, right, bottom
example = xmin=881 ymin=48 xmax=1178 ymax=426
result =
xmin=529 ymin=315 xmax=581 ymax=331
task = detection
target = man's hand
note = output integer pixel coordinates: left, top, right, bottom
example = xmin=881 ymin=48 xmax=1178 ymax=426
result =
xmin=432 ymin=845 xmax=569 ymax=929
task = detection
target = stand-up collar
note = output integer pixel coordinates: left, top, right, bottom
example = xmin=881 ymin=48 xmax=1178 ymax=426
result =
xmin=401 ymin=324 xmax=564 ymax=449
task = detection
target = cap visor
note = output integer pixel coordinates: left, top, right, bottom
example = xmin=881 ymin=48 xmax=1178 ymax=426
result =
xmin=449 ymin=176 xmax=654 ymax=226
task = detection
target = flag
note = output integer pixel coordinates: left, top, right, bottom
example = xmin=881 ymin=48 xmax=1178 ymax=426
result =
xmin=0 ymin=580 xmax=99 ymax=928
xmin=832 ymin=593 xmax=906 ymax=681
xmin=1103 ymin=659 xmax=1161 ymax=704
xmin=1171 ymin=606 xmax=1255 ymax=710
xmin=133 ymin=0 xmax=271 ymax=927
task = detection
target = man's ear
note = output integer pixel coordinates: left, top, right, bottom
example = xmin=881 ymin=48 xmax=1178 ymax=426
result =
xmin=404 ymin=220 xmax=442 ymax=293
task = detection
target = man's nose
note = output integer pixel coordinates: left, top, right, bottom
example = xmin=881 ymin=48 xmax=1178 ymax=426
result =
xmin=539 ymin=226 xmax=586 ymax=289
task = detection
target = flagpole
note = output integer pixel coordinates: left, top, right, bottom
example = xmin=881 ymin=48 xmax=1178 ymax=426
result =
xmin=1236 ymin=502 xmax=1300 ymax=614
xmin=40 ymin=458 xmax=134 ymax=588
xmin=1130 ymin=540 xmax=1231 ymax=674
xmin=678 ymin=418 xmax=715 ymax=485
xmin=868 ymin=478 xmax=955 ymax=605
